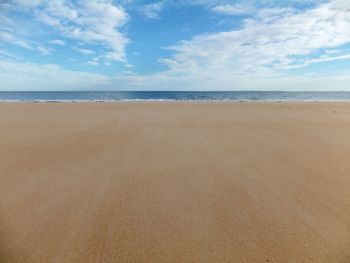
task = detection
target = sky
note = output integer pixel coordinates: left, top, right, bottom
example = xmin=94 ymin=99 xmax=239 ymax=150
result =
xmin=1 ymin=0 xmax=350 ymax=91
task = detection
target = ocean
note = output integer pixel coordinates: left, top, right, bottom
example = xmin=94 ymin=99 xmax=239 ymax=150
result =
xmin=1 ymin=91 xmax=350 ymax=102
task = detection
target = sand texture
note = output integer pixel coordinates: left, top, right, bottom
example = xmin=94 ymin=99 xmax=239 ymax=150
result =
xmin=0 ymin=102 xmax=350 ymax=263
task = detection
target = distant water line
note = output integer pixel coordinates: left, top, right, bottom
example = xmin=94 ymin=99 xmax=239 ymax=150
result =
xmin=1 ymin=91 xmax=350 ymax=102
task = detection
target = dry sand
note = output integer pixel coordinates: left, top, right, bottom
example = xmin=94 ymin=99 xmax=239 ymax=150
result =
xmin=0 ymin=102 xmax=350 ymax=263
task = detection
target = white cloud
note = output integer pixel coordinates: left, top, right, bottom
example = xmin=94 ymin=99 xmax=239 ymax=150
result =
xmin=108 ymin=69 xmax=350 ymax=91
xmin=4 ymin=0 xmax=129 ymax=64
xmin=48 ymin=39 xmax=65 ymax=46
xmin=160 ymin=0 xmax=350 ymax=79
xmin=38 ymin=1 xmax=129 ymax=63
xmin=0 ymin=49 xmax=20 ymax=60
xmin=307 ymin=54 xmax=350 ymax=64
xmin=0 ymin=31 xmax=52 ymax=56
xmin=12 ymin=0 xmax=44 ymax=8
xmin=74 ymin=47 xmax=95 ymax=55
xmin=13 ymin=40 xmax=32 ymax=49
xmin=211 ymin=5 xmax=253 ymax=16
xmin=37 ymin=46 xmax=52 ymax=56
xmin=0 ymin=60 xmax=110 ymax=91
xmin=2 ymin=58 xmax=350 ymax=91
xmin=106 ymin=0 xmax=350 ymax=91
xmin=257 ymin=7 xmax=296 ymax=22
xmin=331 ymin=0 xmax=350 ymax=9
xmin=2 ymin=0 xmax=350 ymax=91
xmin=88 ymin=60 xmax=99 ymax=66
xmin=142 ymin=1 xmax=165 ymax=19
xmin=0 ymin=31 xmax=31 ymax=49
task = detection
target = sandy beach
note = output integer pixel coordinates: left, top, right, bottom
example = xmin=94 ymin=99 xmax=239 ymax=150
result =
xmin=0 ymin=102 xmax=350 ymax=263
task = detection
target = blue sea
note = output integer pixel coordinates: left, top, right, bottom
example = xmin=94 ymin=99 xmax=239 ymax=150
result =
xmin=1 ymin=91 xmax=350 ymax=102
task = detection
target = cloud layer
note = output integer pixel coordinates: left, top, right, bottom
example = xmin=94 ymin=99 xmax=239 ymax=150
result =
xmin=1 ymin=0 xmax=129 ymax=64
xmin=162 ymin=0 xmax=350 ymax=77
xmin=1 ymin=0 xmax=350 ymax=90
xmin=0 ymin=60 xmax=110 ymax=91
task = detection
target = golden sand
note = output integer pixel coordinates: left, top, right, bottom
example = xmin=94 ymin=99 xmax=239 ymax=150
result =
xmin=0 ymin=102 xmax=350 ymax=262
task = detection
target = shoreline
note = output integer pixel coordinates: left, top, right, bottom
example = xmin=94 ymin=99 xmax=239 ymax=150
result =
xmin=2 ymin=99 xmax=350 ymax=103
xmin=1 ymin=91 xmax=350 ymax=104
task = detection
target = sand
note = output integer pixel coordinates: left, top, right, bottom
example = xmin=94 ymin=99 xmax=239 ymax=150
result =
xmin=0 ymin=102 xmax=350 ymax=263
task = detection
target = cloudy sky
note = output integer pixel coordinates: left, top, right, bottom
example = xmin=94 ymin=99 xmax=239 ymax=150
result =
xmin=1 ymin=0 xmax=350 ymax=91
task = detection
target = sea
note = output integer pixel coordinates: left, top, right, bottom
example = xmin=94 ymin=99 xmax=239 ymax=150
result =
xmin=1 ymin=91 xmax=350 ymax=102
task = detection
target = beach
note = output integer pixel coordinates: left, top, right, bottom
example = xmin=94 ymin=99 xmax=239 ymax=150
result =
xmin=0 ymin=102 xmax=350 ymax=262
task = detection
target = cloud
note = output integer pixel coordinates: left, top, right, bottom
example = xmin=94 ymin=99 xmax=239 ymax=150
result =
xmin=160 ymin=0 xmax=350 ymax=79
xmin=74 ymin=47 xmax=96 ymax=55
xmin=331 ymin=0 xmax=350 ymax=9
xmin=3 ymin=0 xmax=130 ymax=64
xmin=2 ymin=0 xmax=350 ymax=91
xmin=2 ymin=57 xmax=350 ymax=91
xmin=0 ymin=49 xmax=20 ymax=60
xmin=48 ymin=39 xmax=65 ymax=46
xmin=88 ymin=60 xmax=99 ymax=66
xmin=11 ymin=0 xmax=44 ymax=8
xmin=108 ymin=68 xmax=350 ymax=91
xmin=211 ymin=5 xmax=253 ymax=16
xmin=0 ymin=31 xmax=31 ymax=49
xmin=37 ymin=1 xmax=129 ymax=63
xmin=13 ymin=40 xmax=32 ymax=49
xmin=37 ymin=46 xmax=52 ymax=56
xmin=0 ymin=31 xmax=52 ymax=56
xmin=106 ymin=0 xmax=349 ymax=91
xmin=0 ymin=60 xmax=110 ymax=91
xmin=142 ymin=1 xmax=165 ymax=19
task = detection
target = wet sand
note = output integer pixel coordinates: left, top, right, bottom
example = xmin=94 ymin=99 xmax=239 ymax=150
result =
xmin=0 ymin=102 xmax=350 ymax=263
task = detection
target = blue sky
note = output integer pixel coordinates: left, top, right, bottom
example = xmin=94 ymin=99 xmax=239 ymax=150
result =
xmin=1 ymin=0 xmax=350 ymax=91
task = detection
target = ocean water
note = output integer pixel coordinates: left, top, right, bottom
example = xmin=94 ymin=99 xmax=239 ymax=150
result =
xmin=1 ymin=91 xmax=350 ymax=102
